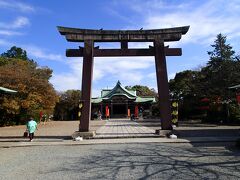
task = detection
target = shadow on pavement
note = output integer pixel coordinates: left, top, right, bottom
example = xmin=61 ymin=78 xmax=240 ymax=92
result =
xmin=0 ymin=135 xmax=72 ymax=142
xmin=44 ymin=143 xmax=240 ymax=179
xmin=175 ymin=129 xmax=240 ymax=137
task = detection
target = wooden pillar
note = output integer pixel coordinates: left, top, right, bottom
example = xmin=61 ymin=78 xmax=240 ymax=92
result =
xmin=149 ymin=104 xmax=153 ymax=116
xmin=105 ymin=105 xmax=109 ymax=119
xmin=111 ymin=102 xmax=113 ymax=118
xmin=154 ymin=39 xmax=172 ymax=130
xmin=121 ymin=41 xmax=128 ymax=49
xmin=79 ymin=40 xmax=94 ymax=132
xmin=135 ymin=105 xmax=139 ymax=118
xmin=100 ymin=103 xmax=103 ymax=115
xmin=126 ymin=101 xmax=128 ymax=118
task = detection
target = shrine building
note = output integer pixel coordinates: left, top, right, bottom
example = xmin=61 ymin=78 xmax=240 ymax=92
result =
xmin=91 ymin=81 xmax=156 ymax=119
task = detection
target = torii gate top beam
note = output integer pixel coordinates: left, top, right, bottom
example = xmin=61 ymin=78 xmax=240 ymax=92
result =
xmin=57 ymin=26 xmax=190 ymax=42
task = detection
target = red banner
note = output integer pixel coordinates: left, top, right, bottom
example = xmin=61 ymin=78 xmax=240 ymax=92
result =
xmin=237 ymin=95 xmax=240 ymax=104
xmin=105 ymin=106 xmax=109 ymax=117
xmin=39 ymin=111 xmax=43 ymax=120
xmin=135 ymin=105 xmax=138 ymax=118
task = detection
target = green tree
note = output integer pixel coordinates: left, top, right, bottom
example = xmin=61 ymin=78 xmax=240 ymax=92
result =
xmin=169 ymin=70 xmax=201 ymax=99
xmin=202 ymin=33 xmax=240 ymax=98
xmin=54 ymin=90 xmax=81 ymax=120
xmin=169 ymin=34 xmax=240 ymax=121
xmin=125 ymin=85 xmax=157 ymax=97
xmin=1 ymin=46 xmax=28 ymax=60
xmin=207 ymin=33 xmax=235 ymax=62
xmin=0 ymin=46 xmax=36 ymax=68
xmin=169 ymin=70 xmax=204 ymax=119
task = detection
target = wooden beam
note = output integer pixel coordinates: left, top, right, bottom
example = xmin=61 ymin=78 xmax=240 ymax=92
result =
xmin=58 ymin=26 xmax=190 ymax=42
xmin=65 ymin=33 xmax=183 ymax=42
xmin=66 ymin=48 xmax=83 ymax=57
xmin=58 ymin=26 xmax=190 ymax=36
xmin=66 ymin=48 xmax=182 ymax=57
xmin=94 ymin=49 xmax=154 ymax=57
xmin=165 ymin=48 xmax=182 ymax=56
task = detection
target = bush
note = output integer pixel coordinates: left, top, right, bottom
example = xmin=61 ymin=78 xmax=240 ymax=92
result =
xmin=205 ymin=104 xmax=224 ymax=123
xmin=229 ymin=104 xmax=240 ymax=123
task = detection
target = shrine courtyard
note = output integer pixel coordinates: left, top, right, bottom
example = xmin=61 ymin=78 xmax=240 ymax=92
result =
xmin=1 ymin=119 xmax=240 ymax=179
xmin=0 ymin=118 xmax=239 ymax=147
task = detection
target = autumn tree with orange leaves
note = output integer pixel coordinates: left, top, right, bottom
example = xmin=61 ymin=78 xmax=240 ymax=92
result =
xmin=0 ymin=47 xmax=58 ymax=126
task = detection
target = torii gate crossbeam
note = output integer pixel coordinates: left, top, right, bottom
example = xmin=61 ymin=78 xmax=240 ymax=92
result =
xmin=58 ymin=26 xmax=190 ymax=132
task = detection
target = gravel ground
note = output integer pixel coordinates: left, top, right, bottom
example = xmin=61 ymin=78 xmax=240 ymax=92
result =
xmin=0 ymin=143 xmax=240 ymax=180
xmin=0 ymin=120 xmax=106 ymax=138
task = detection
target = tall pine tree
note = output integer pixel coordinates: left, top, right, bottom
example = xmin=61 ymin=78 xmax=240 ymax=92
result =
xmin=202 ymin=34 xmax=240 ymax=99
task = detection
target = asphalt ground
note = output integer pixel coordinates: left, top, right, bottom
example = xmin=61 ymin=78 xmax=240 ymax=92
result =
xmin=0 ymin=142 xmax=240 ymax=180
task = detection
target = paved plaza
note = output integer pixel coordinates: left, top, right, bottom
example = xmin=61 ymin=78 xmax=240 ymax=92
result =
xmin=0 ymin=118 xmax=239 ymax=147
xmin=95 ymin=119 xmax=157 ymax=138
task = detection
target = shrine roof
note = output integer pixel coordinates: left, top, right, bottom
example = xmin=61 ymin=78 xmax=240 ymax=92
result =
xmin=101 ymin=81 xmax=136 ymax=100
xmin=0 ymin=86 xmax=17 ymax=94
xmin=229 ymin=84 xmax=240 ymax=89
xmin=91 ymin=98 xmax=103 ymax=104
xmin=135 ymin=97 xmax=156 ymax=103
xmin=91 ymin=81 xmax=156 ymax=103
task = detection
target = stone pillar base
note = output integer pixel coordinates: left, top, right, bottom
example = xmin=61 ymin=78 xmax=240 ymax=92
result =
xmin=72 ymin=131 xmax=96 ymax=139
xmin=155 ymin=129 xmax=179 ymax=137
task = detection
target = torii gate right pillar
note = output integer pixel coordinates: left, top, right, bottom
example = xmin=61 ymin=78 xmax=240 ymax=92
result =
xmin=154 ymin=39 xmax=172 ymax=130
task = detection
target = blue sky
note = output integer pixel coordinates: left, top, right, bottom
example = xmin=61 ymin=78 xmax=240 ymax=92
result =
xmin=0 ymin=0 xmax=240 ymax=97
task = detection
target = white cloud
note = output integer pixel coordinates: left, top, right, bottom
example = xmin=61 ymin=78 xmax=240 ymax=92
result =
xmin=118 ymin=71 xmax=143 ymax=84
xmin=93 ymin=68 xmax=104 ymax=81
xmin=168 ymin=73 xmax=176 ymax=80
xmin=103 ymin=0 xmax=240 ymax=93
xmin=50 ymin=56 xmax=157 ymax=93
xmin=11 ymin=17 xmax=30 ymax=29
xmin=93 ymin=57 xmax=154 ymax=82
xmin=0 ymin=38 xmax=64 ymax=62
xmin=23 ymin=45 xmax=63 ymax=61
xmin=50 ymin=58 xmax=83 ymax=92
xmin=147 ymin=72 xmax=156 ymax=79
xmin=92 ymin=88 xmax=102 ymax=98
xmin=0 ymin=30 xmax=22 ymax=36
xmin=104 ymin=7 xmax=137 ymax=26
xmin=0 ymin=17 xmax=30 ymax=29
xmin=114 ymin=0 xmax=240 ymax=48
xmin=50 ymin=73 xmax=81 ymax=92
xmin=128 ymin=0 xmax=190 ymax=13
xmin=0 ymin=17 xmax=30 ymax=37
xmin=0 ymin=39 xmax=12 ymax=46
xmin=0 ymin=0 xmax=34 ymax=12
xmin=142 ymin=0 xmax=240 ymax=46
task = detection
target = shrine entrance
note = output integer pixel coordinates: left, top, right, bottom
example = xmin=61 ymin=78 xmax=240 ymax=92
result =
xmin=58 ymin=26 xmax=189 ymax=132
xmin=112 ymin=104 xmax=126 ymax=117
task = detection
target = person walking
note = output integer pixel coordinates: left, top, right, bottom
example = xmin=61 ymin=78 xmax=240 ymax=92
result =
xmin=26 ymin=117 xmax=38 ymax=142
xmin=97 ymin=110 xmax=102 ymax=120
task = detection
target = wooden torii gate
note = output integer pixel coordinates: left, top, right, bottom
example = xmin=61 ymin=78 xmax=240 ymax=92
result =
xmin=58 ymin=26 xmax=189 ymax=132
